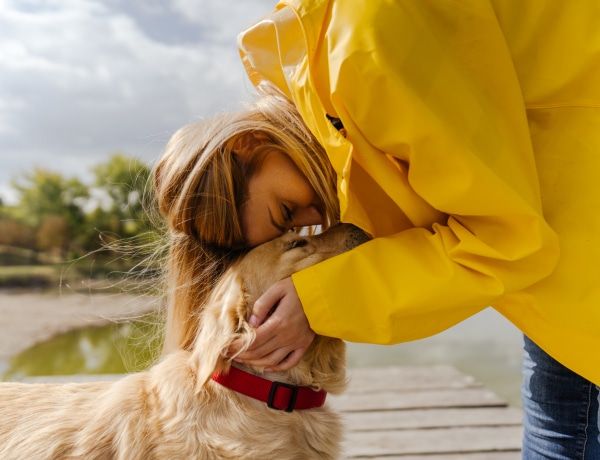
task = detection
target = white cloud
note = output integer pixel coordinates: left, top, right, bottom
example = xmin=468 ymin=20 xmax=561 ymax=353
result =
xmin=0 ymin=0 xmax=274 ymax=203
xmin=171 ymin=0 xmax=273 ymax=41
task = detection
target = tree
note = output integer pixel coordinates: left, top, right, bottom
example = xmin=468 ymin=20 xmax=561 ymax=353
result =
xmin=11 ymin=168 xmax=89 ymax=255
xmin=92 ymin=153 xmax=153 ymax=239
xmin=0 ymin=217 xmax=34 ymax=248
xmin=6 ymin=154 xmax=157 ymax=259
xmin=36 ymin=215 xmax=69 ymax=253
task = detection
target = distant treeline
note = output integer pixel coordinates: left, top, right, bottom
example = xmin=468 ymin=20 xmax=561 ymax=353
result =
xmin=0 ymin=153 xmax=161 ymax=268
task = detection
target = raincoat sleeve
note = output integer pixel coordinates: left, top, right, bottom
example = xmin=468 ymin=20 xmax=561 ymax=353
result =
xmin=239 ymin=0 xmax=560 ymax=344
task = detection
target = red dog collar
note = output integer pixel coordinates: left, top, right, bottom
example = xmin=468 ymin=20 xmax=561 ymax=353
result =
xmin=211 ymin=366 xmax=327 ymax=412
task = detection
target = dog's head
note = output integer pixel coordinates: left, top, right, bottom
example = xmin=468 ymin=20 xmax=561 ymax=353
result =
xmin=189 ymin=223 xmax=370 ymax=394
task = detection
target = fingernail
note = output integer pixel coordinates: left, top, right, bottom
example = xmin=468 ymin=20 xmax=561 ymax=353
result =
xmin=234 ymin=358 xmax=243 ymax=364
xmin=248 ymin=315 xmax=259 ymax=327
xmin=264 ymin=368 xmax=273 ymax=373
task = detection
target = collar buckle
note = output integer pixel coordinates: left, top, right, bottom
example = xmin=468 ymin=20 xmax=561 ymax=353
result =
xmin=267 ymin=381 xmax=299 ymax=412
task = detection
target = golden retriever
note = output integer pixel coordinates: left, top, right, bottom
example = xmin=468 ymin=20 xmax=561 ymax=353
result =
xmin=0 ymin=223 xmax=369 ymax=460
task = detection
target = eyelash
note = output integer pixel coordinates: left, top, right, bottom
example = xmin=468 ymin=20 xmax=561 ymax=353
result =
xmin=282 ymin=204 xmax=293 ymax=222
xmin=288 ymin=239 xmax=308 ymax=250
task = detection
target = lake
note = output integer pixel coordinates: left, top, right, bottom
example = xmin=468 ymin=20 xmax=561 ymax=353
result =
xmin=1 ymin=303 xmax=524 ymax=407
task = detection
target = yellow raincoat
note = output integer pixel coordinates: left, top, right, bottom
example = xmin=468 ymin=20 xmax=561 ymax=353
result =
xmin=238 ymin=0 xmax=600 ymax=384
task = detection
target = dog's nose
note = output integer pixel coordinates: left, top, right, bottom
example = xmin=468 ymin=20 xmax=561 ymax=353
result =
xmin=344 ymin=224 xmax=371 ymax=250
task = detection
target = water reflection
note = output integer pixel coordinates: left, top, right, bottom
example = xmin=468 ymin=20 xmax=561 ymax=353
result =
xmin=1 ymin=309 xmax=523 ymax=407
xmin=2 ymin=314 xmax=162 ymax=381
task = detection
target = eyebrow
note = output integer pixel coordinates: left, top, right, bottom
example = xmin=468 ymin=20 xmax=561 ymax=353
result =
xmin=268 ymin=207 xmax=286 ymax=233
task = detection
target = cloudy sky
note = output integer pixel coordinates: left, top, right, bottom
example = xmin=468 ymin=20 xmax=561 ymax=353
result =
xmin=0 ymin=0 xmax=275 ymax=203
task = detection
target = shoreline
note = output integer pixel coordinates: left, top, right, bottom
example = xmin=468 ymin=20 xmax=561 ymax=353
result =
xmin=0 ymin=290 xmax=524 ymax=407
xmin=0 ymin=289 xmax=158 ymax=361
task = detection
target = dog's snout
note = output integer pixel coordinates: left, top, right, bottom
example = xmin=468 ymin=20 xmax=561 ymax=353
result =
xmin=308 ymin=223 xmax=371 ymax=255
xmin=345 ymin=224 xmax=371 ymax=250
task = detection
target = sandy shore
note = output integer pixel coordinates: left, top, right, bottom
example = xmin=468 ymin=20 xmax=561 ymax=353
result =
xmin=0 ymin=289 xmax=158 ymax=361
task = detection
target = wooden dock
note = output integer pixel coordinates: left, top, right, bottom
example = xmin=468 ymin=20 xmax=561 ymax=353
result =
xmin=24 ymin=365 xmax=522 ymax=459
xmin=331 ymin=366 xmax=522 ymax=459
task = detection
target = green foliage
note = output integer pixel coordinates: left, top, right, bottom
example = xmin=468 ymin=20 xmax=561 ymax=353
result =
xmin=92 ymin=153 xmax=154 ymax=239
xmin=1 ymin=153 xmax=162 ymax=281
xmin=12 ymin=168 xmax=88 ymax=229
xmin=0 ymin=218 xmax=34 ymax=249
xmin=10 ymin=168 xmax=89 ymax=256
xmin=0 ymin=265 xmax=60 ymax=288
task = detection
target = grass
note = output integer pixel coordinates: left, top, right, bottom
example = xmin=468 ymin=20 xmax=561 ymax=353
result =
xmin=0 ymin=256 xmax=150 ymax=292
xmin=0 ymin=242 xmax=160 ymax=293
xmin=0 ymin=265 xmax=62 ymax=288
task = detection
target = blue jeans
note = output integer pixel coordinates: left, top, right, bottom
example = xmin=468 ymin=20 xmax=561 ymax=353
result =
xmin=522 ymin=335 xmax=600 ymax=459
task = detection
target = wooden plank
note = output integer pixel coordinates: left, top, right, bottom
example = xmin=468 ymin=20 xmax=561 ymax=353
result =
xmin=23 ymin=367 xmax=524 ymax=459
xmin=341 ymin=407 xmax=523 ymax=431
xmin=330 ymin=387 xmax=508 ymax=412
xmin=344 ymin=365 xmax=480 ymax=393
xmin=342 ymin=426 xmax=523 ymax=457
xmin=348 ymin=453 xmax=520 ymax=460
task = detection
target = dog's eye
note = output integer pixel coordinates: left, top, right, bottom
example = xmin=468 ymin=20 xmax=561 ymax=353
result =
xmin=287 ymin=239 xmax=308 ymax=250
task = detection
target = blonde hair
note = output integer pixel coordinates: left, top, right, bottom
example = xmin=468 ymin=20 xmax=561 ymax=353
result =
xmin=154 ymin=84 xmax=339 ymax=352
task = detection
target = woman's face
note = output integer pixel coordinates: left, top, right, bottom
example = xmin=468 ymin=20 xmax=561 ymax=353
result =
xmin=241 ymin=151 xmax=325 ymax=247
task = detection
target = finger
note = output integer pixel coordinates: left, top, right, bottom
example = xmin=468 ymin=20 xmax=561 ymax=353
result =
xmin=265 ymin=347 xmax=306 ymax=372
xmin=248 ymin=278 xmax=291 ymax=327
xmin=232 ymin=334 xmax=279 ymax=361
xmin=226 ymin=337 xmax=246 ymax=358
xmin=238 ymin=325 xmax=315 ymax=369
xmin=227 ymin=314 xmax=279 ymax=358
xmin=234 ymin=310 xmax=311 ymax=361
xmin=239 ymin=346 xmax=294 ymax=369
xmin=228 ymin=321 xmax=290 ymax=362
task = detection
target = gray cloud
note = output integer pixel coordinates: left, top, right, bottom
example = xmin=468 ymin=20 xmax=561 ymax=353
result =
xmin=0 ymin=0 xmax=274 ymax=202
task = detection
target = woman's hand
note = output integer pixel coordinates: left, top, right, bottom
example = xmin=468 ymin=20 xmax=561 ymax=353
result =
xmin=228 ymin=277 xmax=315 ymax=372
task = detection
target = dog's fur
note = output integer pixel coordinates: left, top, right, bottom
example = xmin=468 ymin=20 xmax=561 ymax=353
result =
xmin=0 ymin=224 xmax=368 ymax=460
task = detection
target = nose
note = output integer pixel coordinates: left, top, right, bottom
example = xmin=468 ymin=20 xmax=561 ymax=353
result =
xmin=316 ymin=223 xmax=371 ymax=251
xmin=344 ymin=224 xmax=371 ymax=250
xmin=291 ymin=205 xmax=324 ymax=229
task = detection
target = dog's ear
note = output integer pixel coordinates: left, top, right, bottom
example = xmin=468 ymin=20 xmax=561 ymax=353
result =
xmin=189 ymin=272 xmax=255 ymax=391
xmin=298 ymin=337 xmax=348 ymax=395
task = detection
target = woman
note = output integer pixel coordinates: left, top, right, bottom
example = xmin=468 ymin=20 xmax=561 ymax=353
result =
xmin=154 ymin=85 xmax=341 ymax=353
xmin=154 ymin=1 xmax=600 ymax=457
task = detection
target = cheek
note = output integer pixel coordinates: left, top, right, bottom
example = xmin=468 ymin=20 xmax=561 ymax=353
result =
xmin=283 ymin=171 xmax=317 ymax=205
xmin=297 ymin=179 xmax=317 ymax=204
xmin=240 ymin=201 xmax=280 ymax=247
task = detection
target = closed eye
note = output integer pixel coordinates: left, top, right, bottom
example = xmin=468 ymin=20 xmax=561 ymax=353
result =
xmin=287 ymin=239 xmax=308 ymax=250
xmin=282 ymin=204 xmax=293 ymax=222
